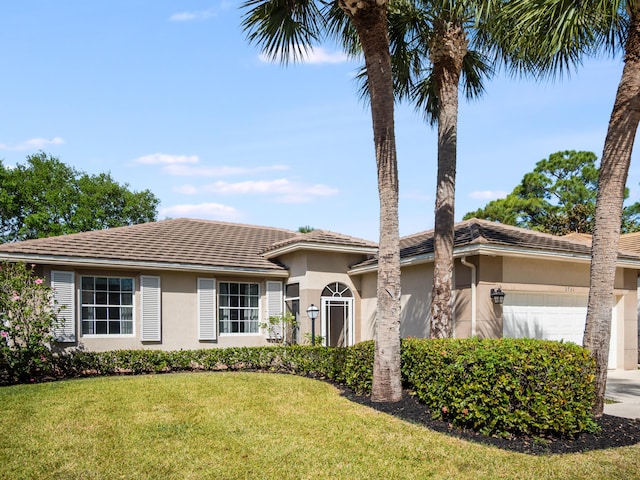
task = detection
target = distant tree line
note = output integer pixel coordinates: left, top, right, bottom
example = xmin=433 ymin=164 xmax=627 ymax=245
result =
xmin=0 ymin=152 xmax=159 ymax=243
xmin=464 ymin=151 xmax=640 ymax=235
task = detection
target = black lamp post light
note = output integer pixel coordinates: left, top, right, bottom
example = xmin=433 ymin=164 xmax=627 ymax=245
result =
xmin=490 ymin=287 xmax=506 ymax=305
xmin=306 ymin=304 xmax=319 ymax=345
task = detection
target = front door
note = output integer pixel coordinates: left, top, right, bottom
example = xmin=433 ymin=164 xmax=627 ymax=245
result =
xmin=321 ymin=297 xmax=354 ymax=347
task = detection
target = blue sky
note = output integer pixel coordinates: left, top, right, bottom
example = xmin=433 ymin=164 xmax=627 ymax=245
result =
xmin=0 ymin=1 xmax=635 ymax=241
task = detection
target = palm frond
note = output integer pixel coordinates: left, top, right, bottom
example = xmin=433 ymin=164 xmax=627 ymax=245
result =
xmin=410 ymin=70 xmax=439 ymax=125
xmin=388 ymin=0 xmax=429 ymax=100
xmin=240 ymin=0 xmax=326 ymax=64
xmin=324 ymin=0 xmax=361 ymax=56
xmin=460 ymin=49 xmax=494 ymax=100
xmin=486 ymin=0 xmax=628 ymax=79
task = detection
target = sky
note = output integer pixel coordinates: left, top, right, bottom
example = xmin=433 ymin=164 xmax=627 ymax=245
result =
xmin=0 ymin=1 xmax=636 ymax=242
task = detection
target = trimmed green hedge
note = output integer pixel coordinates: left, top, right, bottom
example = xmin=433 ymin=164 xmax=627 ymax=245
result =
xmin=51 ymin=346 xmax=347 ymax=381
xmin=401 ymin=337 xmax=598 ymax=436
xmin=21 ymin=337 xmax=598 ymax=437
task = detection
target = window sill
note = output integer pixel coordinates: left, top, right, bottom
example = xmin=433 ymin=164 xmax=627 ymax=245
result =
xmin=81 ymin=334 xmax=136 ymax=339
xmin=218 ymin=333 xmax=262 ymax=337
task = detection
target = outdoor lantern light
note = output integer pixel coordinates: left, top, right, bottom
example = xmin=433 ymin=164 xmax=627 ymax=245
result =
xmin=306 ymin=304 xmax=319 ymax=346
xmin=490 ymin=287 xmax=506 ymax=305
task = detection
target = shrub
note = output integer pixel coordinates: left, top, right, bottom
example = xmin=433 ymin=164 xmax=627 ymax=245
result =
xmin=0 ymin=262 xmax=61 ymax=384
xmin=401 ymin=337 xmax=598 ymax=437
xmin=51 ymin=346 xmax=348 ymax=381
xmin=340 ymin=340 xmax=374 ymax=394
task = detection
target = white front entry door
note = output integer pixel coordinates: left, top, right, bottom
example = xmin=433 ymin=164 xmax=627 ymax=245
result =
xmin=321 ymin=297 xmax=354 ymax=347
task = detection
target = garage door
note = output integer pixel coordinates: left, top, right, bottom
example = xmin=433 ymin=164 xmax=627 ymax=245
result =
xmin=503 ymin=292 xmax=617 ymax=368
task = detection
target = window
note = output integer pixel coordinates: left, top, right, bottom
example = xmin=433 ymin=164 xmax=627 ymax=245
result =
xmin=81 ymin=276 xmax=134 ymax=335
xmin=285 ymin=283 xmax=300 ymax=344
xmin=219 ymin=282 xmax=259 ymax=334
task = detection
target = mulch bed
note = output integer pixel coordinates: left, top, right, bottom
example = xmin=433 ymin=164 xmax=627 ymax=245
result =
xmin=340 ymin=389 xmax=640 ymax=455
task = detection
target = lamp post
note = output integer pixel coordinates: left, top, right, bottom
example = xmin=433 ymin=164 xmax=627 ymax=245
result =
xmin=306 ymin=304 xmax=319 ymax=346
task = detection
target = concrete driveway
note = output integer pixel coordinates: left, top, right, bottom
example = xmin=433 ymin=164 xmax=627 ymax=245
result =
xmin=604 ymin=369 xmax=640 ymax=419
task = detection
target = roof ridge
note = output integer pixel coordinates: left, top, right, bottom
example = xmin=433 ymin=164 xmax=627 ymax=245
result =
xmin=172 ymin=217 xmax=298 ymax=234
xmin=400 ymin=217 xmax=483 ymax=242
xmin=301 ymin=228 xmax=377 ymax=245
xmin=465 ymin=218 xmax=599 ymax=247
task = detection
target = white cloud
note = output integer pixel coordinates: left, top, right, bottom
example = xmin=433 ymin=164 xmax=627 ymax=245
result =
xmin=468 ymin=190 xmax=509 ymax=201
xmin=259 ymin=46 xmax=350 ymax=65
xmin=173 ymin=184 xmax=199 ymax=195
xmin=159 ymin=202 xmax=241 ymax=220
xmin=169 ymin=12 xmax=198 ymax=21
xmin=169 ymin=6 xmax=223 ymax=22
xmin=164 ymin=164 xmax=289 ymax=177
xmin=0 ymin=137 xmax=65 ymax=151
xmin=134 ymin=153 xmax=199 ymax=165
xmin=205 ymin=178 xmax=338 ymax=203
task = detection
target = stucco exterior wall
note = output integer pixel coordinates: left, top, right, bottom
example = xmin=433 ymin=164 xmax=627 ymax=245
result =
xmin=621 ymin=269 xmax=638 ymax=369
xmin=355 ymin=255 xmax=638 ymax=369
xmin=503 ymin=256 xmax=590 ymax=287
xmin=276 ymin=250 xmax=368 ymax=344
xmin=44 ymin=266 xmax=286 ymax=352
xmin=359 ymin=272 xmax=377 ymax=342
xmin=399 ymin=264 xmax=431 ymax=338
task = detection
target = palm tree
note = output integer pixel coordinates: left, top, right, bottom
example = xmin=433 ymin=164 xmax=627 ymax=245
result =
xmin=493 ymin=0 xmax=639 ymax=416
xmin=406 ymin=2 xmax=496 ymax=338
xmin=240 ymin=0 xmax=403 ymax=402
xmin=350 ymin=0 xmax=495 ymax=338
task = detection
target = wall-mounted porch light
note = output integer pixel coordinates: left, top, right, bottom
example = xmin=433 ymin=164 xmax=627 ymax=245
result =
xmin=490 ymin=287 xmax=506 ymax=305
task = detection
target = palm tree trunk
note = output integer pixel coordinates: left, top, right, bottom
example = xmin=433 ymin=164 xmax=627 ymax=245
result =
xmin=584 ymin=9 xmax=640 ymax=417
xmin=340 ymin=0 xmax=402 ymax=402
xmin=430 ymin=27 xmax=467 ymax=338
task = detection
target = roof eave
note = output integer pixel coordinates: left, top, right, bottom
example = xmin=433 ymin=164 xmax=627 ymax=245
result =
xmin=0 ymin=253 xmax=290 ymax=278
xmin=263 ymin=242 xmax=377 ymax=259
xmin=347 ymin=244 xmax=640 ymax=275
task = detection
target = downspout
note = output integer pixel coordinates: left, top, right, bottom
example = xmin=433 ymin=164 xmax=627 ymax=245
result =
xmin=461 ymin=256 xmax=476 ymax=337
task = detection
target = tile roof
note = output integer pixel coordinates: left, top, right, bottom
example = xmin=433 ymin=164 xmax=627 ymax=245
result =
xmin=562 ymin=232 xmax=593 ymax=244
xmin=618 ymin=231 xmax=640 ymax=254
xmin=0 ymin=218 xmax=299 ymax=271
xmin=262 ymin=229 xmax=377 ymax=255
xmin=352 ymin=218 xmax=640 ymax=269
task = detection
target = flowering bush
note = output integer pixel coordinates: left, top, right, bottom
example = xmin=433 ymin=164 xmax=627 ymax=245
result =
xmin=0 ymin=262 xmax=61 ymax=383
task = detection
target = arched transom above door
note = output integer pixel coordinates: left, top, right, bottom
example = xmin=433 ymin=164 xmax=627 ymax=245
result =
xmin=322 ymin=282 xmax=353 ymax=298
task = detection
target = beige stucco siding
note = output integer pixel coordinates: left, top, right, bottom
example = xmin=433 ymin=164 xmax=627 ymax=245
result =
xmin=356 ymin=254 xmax=639 ymax=369
xmin=272 ymin=250 xmax=368 ymax=343
xmin=359 ymin=272 xmax=377 ymax=341
xmin=45 ymin=266 xmax=283 ymax=352
xmin=399 ymin=264 xmax=431 ymax=338
xmin=357 ymin=264 xmax=432 ymax=341
xmin=621 ymin=269 xmax=639 ymax=368
xmin=502 ymin=256 xmax=590 ymax=287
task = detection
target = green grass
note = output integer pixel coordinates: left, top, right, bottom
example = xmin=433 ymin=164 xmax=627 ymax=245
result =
xmin=1 ymin=372 xmax=639 ymax=480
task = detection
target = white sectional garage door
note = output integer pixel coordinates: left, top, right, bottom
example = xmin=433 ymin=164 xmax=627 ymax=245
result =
xmin=503 ymin=292 xmax=617 ymax=367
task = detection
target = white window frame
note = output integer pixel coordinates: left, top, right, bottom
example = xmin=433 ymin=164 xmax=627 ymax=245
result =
xmin=80 ymin=275 xmax=136 ymax=338
xmin=218 ymin=281 xmax=261 ymax=336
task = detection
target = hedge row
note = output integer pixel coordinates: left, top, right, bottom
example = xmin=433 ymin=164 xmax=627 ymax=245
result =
xmin=51 ymin=345 xmax=347 ymax=381
xmin=401 ymin=337 xmax=598 ymax=436
xmin=2 ymin=338 xmax=597 ymax=437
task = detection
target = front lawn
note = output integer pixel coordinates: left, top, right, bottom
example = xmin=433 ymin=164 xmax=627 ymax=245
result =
xmin=1 ymin=372 xmax=638 ymax=479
